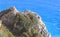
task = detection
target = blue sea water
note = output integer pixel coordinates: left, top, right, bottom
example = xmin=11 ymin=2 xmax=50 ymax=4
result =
xmin=0 ymin=0 xmax=60 ymax=37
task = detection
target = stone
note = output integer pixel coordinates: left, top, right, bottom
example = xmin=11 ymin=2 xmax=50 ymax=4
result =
xmin=0 ymin=7 xmax=51 ymax=37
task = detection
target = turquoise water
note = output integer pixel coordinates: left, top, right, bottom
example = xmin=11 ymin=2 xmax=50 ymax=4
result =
xmin=0 ymin=0 xmax=60 ymax=37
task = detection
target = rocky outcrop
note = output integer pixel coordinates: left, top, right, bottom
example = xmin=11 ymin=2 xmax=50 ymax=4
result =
xmin=0 ymin=7 xmax=51 ymax=37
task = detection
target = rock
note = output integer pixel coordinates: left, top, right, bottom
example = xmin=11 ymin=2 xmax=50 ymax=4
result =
xmin=0 ymin=7 xmax=51 ymax=37
xmin=0 ymin=19 xmax=2 ymax=27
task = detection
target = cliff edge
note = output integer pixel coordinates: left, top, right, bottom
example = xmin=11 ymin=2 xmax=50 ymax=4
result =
xmin=0 ymin=7 xmax=51 ymax=37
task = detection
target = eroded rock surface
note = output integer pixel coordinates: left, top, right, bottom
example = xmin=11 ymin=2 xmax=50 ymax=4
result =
xmin=0 ymin=7 xmax=51 ymax=37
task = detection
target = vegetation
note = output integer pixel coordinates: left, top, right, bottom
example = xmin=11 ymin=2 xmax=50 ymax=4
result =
xmin=0 ymin=12 xmax=44 ymax=37
xmin=0 ymin=25 xmax=14 ymax=37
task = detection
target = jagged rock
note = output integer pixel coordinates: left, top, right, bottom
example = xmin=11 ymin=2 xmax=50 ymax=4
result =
xmin=0 ymin=7 xmax=51 ymax=37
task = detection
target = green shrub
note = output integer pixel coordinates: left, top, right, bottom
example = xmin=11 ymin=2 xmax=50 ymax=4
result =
xmin=0 ymin=32 xmax=8 ymax=37
xmin=0 ymin=25 xmax=14 ymax=37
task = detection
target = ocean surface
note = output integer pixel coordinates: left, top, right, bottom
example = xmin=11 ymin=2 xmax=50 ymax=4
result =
xmin=0 ymin=0 xmax=60 ymax=37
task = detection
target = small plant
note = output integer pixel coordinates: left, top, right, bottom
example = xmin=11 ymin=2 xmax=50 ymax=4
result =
xmin=0 ymin=25 xmax=14 ymax=37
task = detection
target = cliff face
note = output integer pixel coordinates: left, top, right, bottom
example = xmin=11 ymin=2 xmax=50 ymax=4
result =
xmin=0 ymin=7 xmax=51 ymax=37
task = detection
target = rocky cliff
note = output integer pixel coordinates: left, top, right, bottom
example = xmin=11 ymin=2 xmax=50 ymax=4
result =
xmin=0 ymin=7 xmax=51 ymax=37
